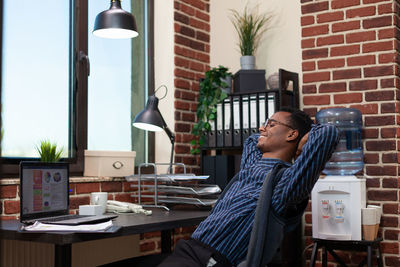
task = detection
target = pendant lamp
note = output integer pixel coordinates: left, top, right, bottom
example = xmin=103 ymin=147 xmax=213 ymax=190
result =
xmin=93 ymin=0 xmax=138 ymax=39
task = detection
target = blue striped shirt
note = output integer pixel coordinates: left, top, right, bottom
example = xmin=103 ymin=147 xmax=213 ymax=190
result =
xmin=192 ymin=124 xmax=339 ymax=265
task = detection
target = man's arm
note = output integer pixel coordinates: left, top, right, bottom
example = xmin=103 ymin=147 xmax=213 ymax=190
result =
xmin=240 ymin=134 xmax=262 ymax=170
xmin=272 ymin=123 xmax=340 ymax=215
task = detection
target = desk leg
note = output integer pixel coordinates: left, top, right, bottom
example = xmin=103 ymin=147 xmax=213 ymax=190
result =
xmin=376 ymin=246 xmax=384 ymax=267
xmin=322 ymin=247 xmax=327 ymax=267
xmin=309 ymin=242 xmax=318 ymax=267
xmin=367 ymin=246 xmax=372 ymax=267
xmin=55 ymin=244 xmax=72 ymax=267
xmin=161 ymin=230 xmax=172 ymax=253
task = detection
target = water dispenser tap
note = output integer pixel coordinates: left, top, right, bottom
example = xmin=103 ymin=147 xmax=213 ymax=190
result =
xmin=335 ymin=200 xmax=344 ymax=223
xmin=321 ymin=200 xmax=330 ymax=219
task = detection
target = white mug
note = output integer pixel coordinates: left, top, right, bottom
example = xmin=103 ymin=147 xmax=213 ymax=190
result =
xmin=90 ymin=192 xmax=108 ymax=214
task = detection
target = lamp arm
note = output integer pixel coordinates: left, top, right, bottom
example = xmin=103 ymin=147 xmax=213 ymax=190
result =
xmin=159 ymin=114 xmax=175 ymax=174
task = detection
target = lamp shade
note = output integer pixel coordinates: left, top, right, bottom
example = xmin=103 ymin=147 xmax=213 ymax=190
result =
xmin=132 ymin=96 xmax=164 ymax=132
xmin=93 ymin=0 xmax=138 ymax=39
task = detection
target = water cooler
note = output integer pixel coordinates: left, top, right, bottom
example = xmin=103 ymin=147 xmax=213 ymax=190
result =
xmin=312 ymin=108 xmax=366 ymax=240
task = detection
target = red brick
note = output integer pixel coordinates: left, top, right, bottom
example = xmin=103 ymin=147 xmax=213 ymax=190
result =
xmin=347 ymin=55 xmax=376 ymax=66
xmin=175 ymin=144 xmax=190 ymax=154
xmin=0 ymin=185 xmax=18 ymax=198
xmin=302 ymin=38 xmax=315 ymax=49
xmin=303 ymin=71 xmax=330 ymax=83
xmin=301 ymin=15 xmax=314 ymax=26
xmin=318 ymin=58 xmax=345 ymax=69
xmin=349 ymin=79 xmax=377 ymax=91
xmin=174 ymin=11 xmax=189 ymax=24
xmin=383 ymin=203 xmax=399 ymax=214
xmin=366 ymin=90 xmax=395 ymax=101
xmin=101 ymin=182 xmax=122 ymax=192
xmin=385 ymin=256 xmax=400 ymax=266
xmin=384 ymin=229 xmax=399 ymax=240
xmin=330 ymin=45 xmax=360 ymax=56
xmin=362 ymin=41 xmax=394 ymax=53
xmin=75 ymin=182 xmax=101 ymax=194
xmin=189 ymin=17 xmax=209 ymax=32
xmin=181 ymin=0 xmax=206 ymax=11
xmin=346 ymin=31 xmax=376 ymax=44
xmin=180 ymin=91 xmax=196 ymax=101
xmin=302 ymin=25 xmax=329 ymax=37
xmin=175 ymin=46 xmax=195 ymax=59
xmin=383 ymin=178 xmax=398 ymax=188
xmin=196 ymin=31 xmax=209 ymax=42
xmin=332 ymin=0 xmax=360 ymax=9
xmin=381 ymin=102 xmax=396 ymax=113
xmin=175 ymin=123 xmax=191 ymax=133
xmin=365 ymin=115 xmax=395 ymax=126
xmin=301 ymin=1 xmax=329 ymax=14
xmin=378 ymin=3 xmax=394 ymax=14
xmin=175 ymin=100 xmax=190 ymax=111
xmin=195 ymin=10 xmax=209 ymax=22
xmin=303 ymin=95 xmax=330 ymax=105
xmin=319 ymin=82 xmax=346 ymax=93
xmin=332 ymin=21 xmax=360 ymax=33
xmin=363 ymin=128 xmax=379 ymax=138
xmin=363 ymin=15 xmax=393 ymax=29
xmin=333 ymin=69 xmax=361 ymax=80
xmin=346 ymin=6 xmax=376 ymax=19
xmin=317 ymin=35 xmax=344 ymax=46
xmin=317 ymin=11 xmax=344 ymax=23
xmin=368 ymin=190 xmax=398 ymax=201
xmin=381 ymin=241 xmax=399 ymax=254
xmin=379 ymin=52 xmax=397 ymax=64
xmin=182 ymin=112 xmax=195 ymax=121
xmin=303 ymin=107 xmax=317 ymax=117
xmin=194 ymin=52 xmax=209 ymax=63
xmin=366 ymin=140 xmax=396 ymax=151
xmin=302 ymin=85 xmax=317 ymax=94
xmin=69 ymin=196 xmax=90 ymax=209
xmin=303 ymin=61 xmax=316 ymax=71
xmin=366 ymin=178 xmax=380 ymax=187
xmin=381 ymin=216 xmax=399 ymax=228
xmin=364 ymin=65 xmax=394 ymax=77
xmin=175 ymin=79 xmax=191 ymax=90
xmin=177 ymin=2 xmax=195 ymax=16
xmin=114 ymin=193 xmax=136 ymax=203
xmin=382 ymin=128 xmax=397 ymax=138
xmin=364 ymin=153 xmax=379 ymax=164
xmin=379 ymin=28 xmax=397 ymax=39
xmin=4 ymin=200 xmax=19 ymax=214
xmin=175 ymin=68 xmax=195 ymax=80
xmin=303 ymin=48 xmax=328 ymax=60
xmin=140 ymin=241 xmax=157 ymax=253
xmin=381 ymin=78 xmax=396 ymax=88
xmin=175 ymin=56 xmax=190 ymax=68
xmin=350 ymin=103 xmax=378 ymax=114
xmin=334 ymin=93 xmax=362 ymax=104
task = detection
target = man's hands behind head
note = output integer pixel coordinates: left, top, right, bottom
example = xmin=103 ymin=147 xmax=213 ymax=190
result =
xmin=295 ymin=132 xmax=309 ymax=160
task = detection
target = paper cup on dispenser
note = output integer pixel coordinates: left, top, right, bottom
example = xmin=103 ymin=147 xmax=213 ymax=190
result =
xmin=367 ymin=205 xmax=382 ymax=238
xmin=362 ymin=208 xmax=376 ymax=241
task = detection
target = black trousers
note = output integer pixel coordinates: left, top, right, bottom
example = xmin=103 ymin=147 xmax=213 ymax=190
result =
xmin=158 ymin=238 xmax=232 ymax=267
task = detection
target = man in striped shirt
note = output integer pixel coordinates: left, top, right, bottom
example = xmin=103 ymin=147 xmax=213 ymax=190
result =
xmin=159 ymin=107 xmax=339 ymax=267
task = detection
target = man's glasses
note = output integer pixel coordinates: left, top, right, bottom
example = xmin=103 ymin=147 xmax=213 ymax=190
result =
xmin=263 ymin=118 xmax=295 ymax=130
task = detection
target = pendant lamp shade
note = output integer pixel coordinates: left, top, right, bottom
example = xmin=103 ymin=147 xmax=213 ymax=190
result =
xmin=93 ymin=0 xmax=138 ymax=39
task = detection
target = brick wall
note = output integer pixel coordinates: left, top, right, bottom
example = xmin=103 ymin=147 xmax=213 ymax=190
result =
xmin=301 ymin=0 xmax=400 ymax=266
xmin=173 ymin=0 xmax=210 ymax=175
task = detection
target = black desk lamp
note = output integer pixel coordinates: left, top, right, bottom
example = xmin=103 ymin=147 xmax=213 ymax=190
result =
xmin=132 ymin=85 xmax=175 ymax=174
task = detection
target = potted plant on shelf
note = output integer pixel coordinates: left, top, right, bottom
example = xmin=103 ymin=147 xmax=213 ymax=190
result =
xmin=190 ymin=66 xmax=232 ymax=154
xmin=36 ymin=140 xmax=64 ymax=162
xmin=230 ymin=6 xmax=271 ymax=70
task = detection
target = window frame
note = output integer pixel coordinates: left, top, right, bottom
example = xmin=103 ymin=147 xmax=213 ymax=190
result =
xmin=0 ymin=0 xmax=154 ymax=177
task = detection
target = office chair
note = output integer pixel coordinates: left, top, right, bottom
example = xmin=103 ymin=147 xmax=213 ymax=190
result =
xmin=215 ymin=163 xmax=307 ymax=267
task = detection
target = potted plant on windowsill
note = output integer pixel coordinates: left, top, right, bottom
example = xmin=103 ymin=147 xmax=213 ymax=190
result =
xmin=230 ymin=7 xmax=271 ymax=70
xmin=190 ymin=66 xmax=232 ymax=154
xmin=36 ymin=140 xmax=64 ymax=162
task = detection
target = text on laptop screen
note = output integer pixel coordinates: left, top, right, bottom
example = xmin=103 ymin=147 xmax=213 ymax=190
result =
xmin=22 ymin=166 xmax=68 ymax=215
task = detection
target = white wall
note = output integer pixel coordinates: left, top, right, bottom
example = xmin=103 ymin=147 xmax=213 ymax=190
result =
xmin=210 ymin=0 xmax=302 ymax=84
xmin=154 ymin=0 xmax=174 ymax=172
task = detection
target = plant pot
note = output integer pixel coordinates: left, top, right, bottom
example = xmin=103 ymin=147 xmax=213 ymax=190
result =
xmin=240 ymin=55 xmax=255 ymax=70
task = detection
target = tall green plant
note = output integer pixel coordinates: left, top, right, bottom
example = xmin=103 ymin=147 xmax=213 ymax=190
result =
xmin=36 ymin=140 xmax=64 ymax=162
xmin=191 ymin=66 xmax=231 ymax=154
xmin=230 ymin=7 xmax=271 ymax=56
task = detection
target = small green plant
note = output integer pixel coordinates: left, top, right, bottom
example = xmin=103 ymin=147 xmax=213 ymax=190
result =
xmin=230 ymin=7 xmax=271 ymax=56
xmin=190 ymin=66 xmax=231 ymax=154
xmin=36 ymin=140 xmax=64 ymax=162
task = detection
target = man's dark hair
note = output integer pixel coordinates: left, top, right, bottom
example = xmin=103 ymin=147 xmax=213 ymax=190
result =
xmin=278 ymin=107 xmax=313 ymax=140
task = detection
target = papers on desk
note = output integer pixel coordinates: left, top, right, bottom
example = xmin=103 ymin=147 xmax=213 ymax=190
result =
xmin=21 ymin=220 xmax=119 ymax=233
xmin=126 ymin=174 xmax=209 ymax=182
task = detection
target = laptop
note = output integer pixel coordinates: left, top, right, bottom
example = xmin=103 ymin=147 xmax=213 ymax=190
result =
xmin=20 ymin=161 xmax=117 ymax=225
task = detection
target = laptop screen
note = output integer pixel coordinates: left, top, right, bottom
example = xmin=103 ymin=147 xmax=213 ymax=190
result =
xmin=20 ymin=161 xmax=69 ymax=222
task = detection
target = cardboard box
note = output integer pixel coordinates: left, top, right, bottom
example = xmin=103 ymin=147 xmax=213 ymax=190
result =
xmin=84 ymin=150 xmax=136 ymax=177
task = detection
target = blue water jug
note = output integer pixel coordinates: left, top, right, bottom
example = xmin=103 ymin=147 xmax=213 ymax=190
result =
xmin=316 ymin=108 xmax=363 ymax=176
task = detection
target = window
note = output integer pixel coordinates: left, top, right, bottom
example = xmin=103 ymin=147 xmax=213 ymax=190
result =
xmin=0 ymin=0 xmax=153 ymax=177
